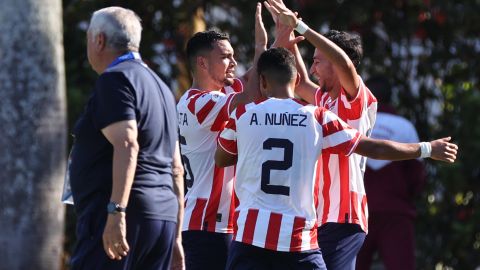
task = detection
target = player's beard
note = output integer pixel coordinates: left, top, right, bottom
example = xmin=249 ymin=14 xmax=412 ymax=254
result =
xmin=223 ymin=77 xmax=234 ymax=86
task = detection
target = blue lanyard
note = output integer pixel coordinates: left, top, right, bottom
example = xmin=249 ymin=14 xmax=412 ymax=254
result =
xmin=107 ymin=51 xmax=142 ymax=69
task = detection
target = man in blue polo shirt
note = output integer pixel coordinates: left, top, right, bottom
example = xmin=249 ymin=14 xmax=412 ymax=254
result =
xmin=69 ymin=7 xmax=185 ymax=270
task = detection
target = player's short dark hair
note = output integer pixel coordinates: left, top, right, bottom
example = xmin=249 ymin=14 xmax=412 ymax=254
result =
xmin=257 ymin=48 xmax=297 ymax=85
xmin=186 ymin=30 xmax=230 ymax=71
xmin=366 ymin=75 xmax=392 ymax=103
xmin=324 ymin=30 xmax=363 ymax=68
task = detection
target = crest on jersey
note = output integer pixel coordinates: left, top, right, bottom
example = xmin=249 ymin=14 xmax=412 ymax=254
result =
xmin=211 ymin=93 xmax=220 ymax=102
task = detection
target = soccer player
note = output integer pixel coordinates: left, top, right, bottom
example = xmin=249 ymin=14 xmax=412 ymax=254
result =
xmin=214 ymin=47 xmax=457 ymax=270
xmin=262 ymin=0 xmax=455 ymax=268
xmin=176 ymin=4 xmax=280 ymax=270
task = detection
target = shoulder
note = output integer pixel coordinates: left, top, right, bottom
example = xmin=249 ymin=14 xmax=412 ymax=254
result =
xmin=340 ymin=76 xmax=377 ymax=104
xmin=97 ymin=71 xmax=129 ymax=86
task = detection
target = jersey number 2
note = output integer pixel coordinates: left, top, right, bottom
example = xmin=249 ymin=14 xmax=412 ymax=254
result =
xmin=261 ymin=138 xmax=293 ymax=196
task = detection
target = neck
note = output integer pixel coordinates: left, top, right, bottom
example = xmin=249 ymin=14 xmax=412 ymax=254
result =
xmin=97 ymin=50 xmax=128 ymax=74
xmin=269 ymin=86 xmax=294 ymax=99
xmin=326 ymin=79 xmax=342 ymax=99
xmin=191 ymin=73 xmax=222 ymax=91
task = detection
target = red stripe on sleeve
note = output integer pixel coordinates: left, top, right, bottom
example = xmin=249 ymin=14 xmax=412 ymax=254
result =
xmin=188 ymin=198 xmax=208 ymax=230
xmin=242 ymin=209 xmax=259 ymax=244
xmin=322 ymin=138 xmax=358 ymax=156
xmin=290 ymin=217 xmax=306 ymax=252
xmin=235 ymin=104 xmax=247 ymax=119
xmin=196 ymin=99 xmax=216 ymax=124
xmin=322 ymin=119 xmax=350 ymax=137
xmin=203 ymin=165 xmax=225 ymax=232
xmin=265 ymin=212 xmax=282 ymax=250
xmin=314 ymin=107 xmax=325 ymax=125
xmin=224 ymin=118 xmax=236 ymax=131
xmin=337 ymin=155 xmax=350 ymax=223
xmin=218 ymin=137 xmax=237 ymax=155
xmin=321 ymin=154 xmax=331 ymax=225
xmin=314 ymin=88 xmax=324 ymax=106
xmin=342 ymin=87 xmax=364 ymax=120
xmin=211 ymin=94 xmax=236 ymax=131
xmin=187 ymin=89 xmax=202 ymax=99
xmin=187 ymin=93 xmax=203 ymax=114
xmin=232 ymin=78 xmax=243 ymax=92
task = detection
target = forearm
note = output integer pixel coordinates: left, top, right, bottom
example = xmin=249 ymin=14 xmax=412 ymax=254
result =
xmin=291 ymin=44 xmax=318 ymax=104
xmin=172 ymin=142 xmax=185 ymax=240
xmin=298 ymin=24 xmax=359 ymax=96
xmin=110 ymin=142 xmax=139 ymax=207
xmin=355 ymin=137 xmax=420 ymax=161
xmin=231 ymin=47 xmax=264 ymax=112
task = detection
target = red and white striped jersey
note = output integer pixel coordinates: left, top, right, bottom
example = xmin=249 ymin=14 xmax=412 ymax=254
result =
xmin=314 ymin=76 xmax=377 ymax=232
xmin=218 ymin=98 xmax=361 ymax=251
xmin=177 ymin=78 xmax=243 ymax=233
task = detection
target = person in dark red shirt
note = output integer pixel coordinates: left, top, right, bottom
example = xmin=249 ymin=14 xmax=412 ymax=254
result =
xmin=356 ymin=75 xmax=426 ymax=270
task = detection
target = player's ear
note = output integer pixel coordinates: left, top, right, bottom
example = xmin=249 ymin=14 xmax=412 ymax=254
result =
xmin=260 ymin=74 xmax=268 ymax=90
xmin=197 ymin=56 xmax=208 ymax=70
xmin=294 ymin=72 xmax=301 ymax=87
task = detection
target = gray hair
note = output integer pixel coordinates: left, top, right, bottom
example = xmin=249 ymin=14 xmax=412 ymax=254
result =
xmin=88 ymin=6 xmax=142 ymax=52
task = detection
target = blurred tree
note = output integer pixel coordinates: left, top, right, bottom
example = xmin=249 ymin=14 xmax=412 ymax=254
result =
xmin=0 ymin=0 xmax=66 ymax=269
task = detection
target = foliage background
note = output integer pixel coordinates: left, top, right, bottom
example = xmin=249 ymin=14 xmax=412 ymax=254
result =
xmin=62 ymin=0 xmax=479 ymax=269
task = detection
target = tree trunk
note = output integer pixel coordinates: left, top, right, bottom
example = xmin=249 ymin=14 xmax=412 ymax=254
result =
xmin=0 ymin=0 xmax=66 ymax=269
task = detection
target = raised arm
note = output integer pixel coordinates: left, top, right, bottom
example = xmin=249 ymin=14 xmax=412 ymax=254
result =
xmin=355 ymin=136 xmax=458 ymax=163
xmin=265 ymin=0 xmax=360 ymax=99
xmin=230 ymin=3 xmax=267 ymax=112
xmin=290 ymin=43 xmax=318 ymax=104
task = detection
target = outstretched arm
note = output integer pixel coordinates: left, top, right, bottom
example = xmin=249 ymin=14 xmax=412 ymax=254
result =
xmin=265 ymin=0 xmax=360 ymax=100
xmin=355 ymin=136 xmax=458 ymax=163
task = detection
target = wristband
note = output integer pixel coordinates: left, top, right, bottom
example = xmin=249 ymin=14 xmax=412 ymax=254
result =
xmin=419 ymin=142 xmax=432 ymax=158
xmin=294 ymin=20 xmax=309 ymax=35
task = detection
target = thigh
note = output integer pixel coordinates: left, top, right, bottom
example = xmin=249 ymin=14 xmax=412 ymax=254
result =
xmin=226 ymin=241 xmax=270 ymax=270
xmin=377 ymin=216 xmax=415 ymax=270
xmin=70 ymin=210 xmax=133 ymax=270
xmin=182 ymin=230 xmax=232 ymax=270
xmin=318 ymin=223 xmax=366 ymax=270
xmin=356 ymin=220 xmax=379 ymax=270
xmin=277 ymin=249 xmax=327 ymax=270
xmin=135 ymin=219 xmax=177 ymax=270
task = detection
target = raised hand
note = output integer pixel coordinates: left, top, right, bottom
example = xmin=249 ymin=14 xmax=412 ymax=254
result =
xmin=430 ymin=137 xmax=458 ymax=163
xmin=264 ymin=0 xmax=299 ymax=28
xmin=263 ymin=1 xmax=304 ymax=49
xmin=255 ymin=2 xmax=267 ymax=51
